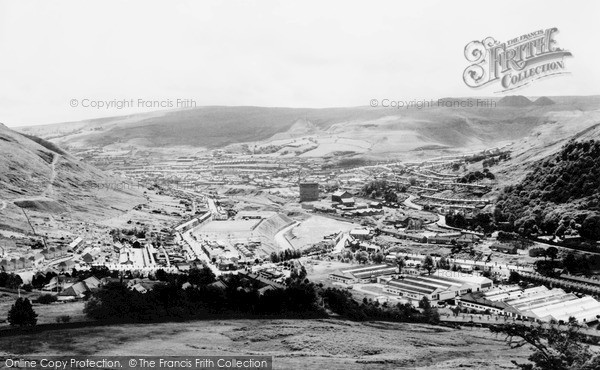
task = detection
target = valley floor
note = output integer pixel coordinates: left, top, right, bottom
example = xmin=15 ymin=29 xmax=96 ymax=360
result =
xmin=0 ymin=319 xmax=530 ymax=369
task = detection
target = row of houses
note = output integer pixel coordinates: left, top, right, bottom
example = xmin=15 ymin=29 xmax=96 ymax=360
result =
xmin=1 ymin=245 xmax=70 ymax=272
xmin=380 ymin=229 xmax=481 ymax=246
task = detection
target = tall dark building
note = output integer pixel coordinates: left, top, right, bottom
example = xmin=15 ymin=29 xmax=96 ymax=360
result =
xmin=299 ymin=182 xmax=319 ymax=202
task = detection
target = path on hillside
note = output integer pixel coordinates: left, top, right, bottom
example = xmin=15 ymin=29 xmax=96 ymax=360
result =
xmin=41 ymin=153 xmax=59 ymax=198
xmin=11 ymin=153 xmax=61 ymax=208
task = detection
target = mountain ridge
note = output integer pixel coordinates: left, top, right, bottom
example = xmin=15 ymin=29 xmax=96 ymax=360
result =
xmin=17 ymin=97 xmax=600 ymax=155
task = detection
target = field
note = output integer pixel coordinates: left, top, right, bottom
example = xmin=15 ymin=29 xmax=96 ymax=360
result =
xmin=0 ymin=319 xmax=530 ymax=369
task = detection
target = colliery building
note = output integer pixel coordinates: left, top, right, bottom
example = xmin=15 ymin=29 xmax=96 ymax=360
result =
xmin=299 ymin=182 xmax=319 ymax=202
xmin=329 ymin=263 xmax=398 ymax=284
xmin=459 ymin=285 xmax=600 ymax=324
xmin=384 ymin=273 xmax=493 ymax=301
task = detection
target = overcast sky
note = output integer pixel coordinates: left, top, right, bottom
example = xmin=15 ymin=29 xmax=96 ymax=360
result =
xmin=1 ymin=0 xmax=598 ymax=127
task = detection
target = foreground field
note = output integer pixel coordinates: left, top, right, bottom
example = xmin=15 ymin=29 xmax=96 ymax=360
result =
xmin=0 ymin=319 xmax=530 ymax=369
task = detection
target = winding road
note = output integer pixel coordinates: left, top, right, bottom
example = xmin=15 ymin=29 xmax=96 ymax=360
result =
xmin=403 ymin=194 xmax=423 ymax=211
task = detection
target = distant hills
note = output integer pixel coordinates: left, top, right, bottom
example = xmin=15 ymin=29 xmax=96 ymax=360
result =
xmin=497 ymin=95 xmax=533 ymax=107
xmin=496 ymin=95 xmax=556 ymax=107
xmin=17 ymin=96 xmax=598 ymax=156
xmin=532 ymin=96 xmax=556 ymax=106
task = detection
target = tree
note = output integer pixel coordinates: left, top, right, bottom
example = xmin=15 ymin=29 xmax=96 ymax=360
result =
xmin=423 ymin=255 xmax=435 ymax=275
xmin=545 ymin=247 xmax=558 ymax=261
xmin=508 ymin=271 xmax=521 ymax=284
xmin=491 ymin=323 xmax=600 ymax=370
xmin=384 ymin=190 xmax=398 ymax=203
xmin=580 ymin=214 xmax=600 ymax=240
xmin=397 ymin=258 xmax=406 ymax=274
xmin=418 ymin=296 xmax=431 ymax=309
xmin=562 ymin=252 xmax=578 ymax=273
xmin=372 ymin=253 xmax=384 ymax=264
xmin=7 ymin=298 xmax=38 ymax=327
xmin=187 ymin=266 xmax=216 ymax=286
xmin=155 ymin=269 xmax=168 ymax=282
xmin=4 ymin=274 xmax=23 ymax=290
xmin=355 ymin=251 xmax=369 ymax=264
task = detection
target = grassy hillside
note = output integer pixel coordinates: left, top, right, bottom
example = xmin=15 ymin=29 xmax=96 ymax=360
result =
xmin=496 ymin=140 xmax=600 ymax=240
xmin=0 ymin=319 xmax=530 ymax=369
xmin=0 ymin=123 xmax=143 ymax=234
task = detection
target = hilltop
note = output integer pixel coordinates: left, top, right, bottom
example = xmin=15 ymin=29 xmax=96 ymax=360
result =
xmin=497 ymin=95 xmax=532 ymax=107
xmin=532 ymin=96 xmax=556 ymax=106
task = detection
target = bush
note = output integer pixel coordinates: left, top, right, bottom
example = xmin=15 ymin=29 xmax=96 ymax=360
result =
xmin=56 ymin=315 xmax=71 ymax=323
xmin=37 ymin=294 xmax=58 ymax=304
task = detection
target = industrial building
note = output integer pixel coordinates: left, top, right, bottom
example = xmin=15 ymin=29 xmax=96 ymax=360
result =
xmin=299 ymin=182 xmax=320 ymax=202
xmin=459 ymin=285 xmax=600 ymax=323
xmin=329 ymin=263 xmax=398 ymax=284
xmin=331 ymin=190 xmax=353 ymax=203
xmin=384 ymin=273 xmax=493 ymax=301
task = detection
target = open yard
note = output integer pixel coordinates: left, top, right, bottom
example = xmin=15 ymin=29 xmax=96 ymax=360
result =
xmin=286 ymin=215 xmax=358 ymax=250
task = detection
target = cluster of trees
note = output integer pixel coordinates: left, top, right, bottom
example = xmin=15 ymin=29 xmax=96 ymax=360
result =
xmin=495 ymin=140 xmax=600 ymax=241
xmin=522 ymin=250 xmax=600 ymax=277
xmin=562 ymin=252 xmax=600 ymax=275
xmin=491 ymin=323 xmax=600 ymax=370
xmin=464 ymin=151 xmax=510 ymax=165
xmin=0 ymin=272 xmax=23 ymax=289
xmin=79 ymin=265 xmax=445 ymax=327
xmin=84 ymin=274 xmax=324 ymax=323
xmin=269 ymin=249 xmax=302 ymax=263
xmin=109 ymin=227 xmax=147 ymax=241
xmin=361 ymin=180 xmax=399 ymax=202
xmin=482 ymin=155 xmax=507 ymax=168
xmin=528 ymin=247 xmax=559 ymax=259
xmin=320 ymin=288 xmax=439 ymax=324
xmin=457 ymin=168 xmax=495 ymax=183
xmin=445 ymin=212 xmax=496 ymax=233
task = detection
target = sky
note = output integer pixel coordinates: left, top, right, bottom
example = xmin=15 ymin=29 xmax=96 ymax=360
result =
xmin=0 ymin=0 xmax=599 ymax=127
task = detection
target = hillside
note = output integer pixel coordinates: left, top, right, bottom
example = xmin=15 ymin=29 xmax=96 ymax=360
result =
xmin=18 ymin=97 xmax=600 ymax=157
xmin=0 ymin=123 xmax=143 ymax=234
xmin=0 ymin=319 xmax=530 ymax=369
xmin=495 ymin=140 xmax=600 ymax=240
